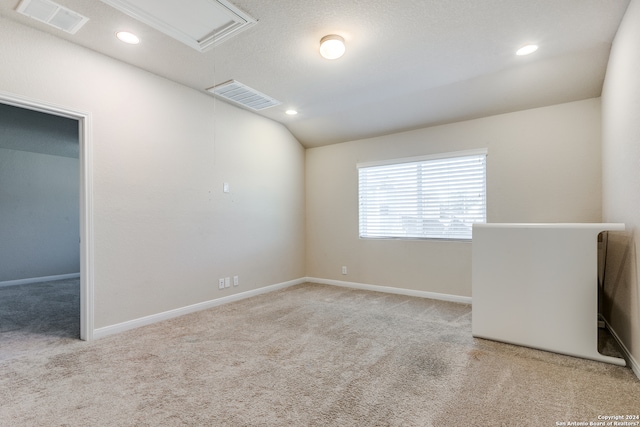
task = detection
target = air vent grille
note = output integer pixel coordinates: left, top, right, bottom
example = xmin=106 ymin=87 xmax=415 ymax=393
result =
xmin=207 ymin=80 xmax=281 ymax=111
xmin=17 ymin=0 xmax=89 ymax=34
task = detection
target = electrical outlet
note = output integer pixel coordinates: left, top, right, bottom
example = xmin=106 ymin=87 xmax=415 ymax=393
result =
xmin=342 ymin=266 xmax=347 ymax=275
xmin=218 ymin=278 xmax=225 ymax=290
xmin=233 ymin=276 xmax=239 ymax=286
xmin=225 ymin=277 xmax=231 ymax=288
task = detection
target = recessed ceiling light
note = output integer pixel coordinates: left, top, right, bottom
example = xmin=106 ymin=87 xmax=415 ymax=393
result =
xmin=285 ymin=110 xmax=298 ymax=116
xmin=320 ymin=34 xmax=345 ymax=60
xmin=116 ymin=31 xmax=140 ymax=45
xmin=516 ymin=44 xmax=538 ymax=56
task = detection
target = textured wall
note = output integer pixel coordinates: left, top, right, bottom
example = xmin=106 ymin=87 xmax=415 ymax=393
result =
xmin=0 ymin=147 xmax=79 ymax=282
xmin=0 ymin=19 xmax=305 ymax=329
xmin=306 ymin=99 xmax=602 ymax=297
xmin=601 ymin=0 xmax=640 ymax=372
xmin=0 ymin=104 xmax=79 ymax=283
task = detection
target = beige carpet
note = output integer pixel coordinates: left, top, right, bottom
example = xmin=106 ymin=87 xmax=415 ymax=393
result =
xmin=1 ymin=283 xmax=638 ymax=426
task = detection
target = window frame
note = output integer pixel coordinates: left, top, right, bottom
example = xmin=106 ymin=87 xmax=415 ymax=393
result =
xmin=357 ymin=149 xmax=488 ymax=241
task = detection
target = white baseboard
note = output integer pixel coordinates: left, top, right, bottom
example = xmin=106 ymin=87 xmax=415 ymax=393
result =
xmin=91 ymin=277 xmax=637 ymax=380
xmin=93 ymin=277 xmax=306 ymax=340
xmin=0 ymin=273 xmax=80 ymax=288
xmin=602 ymin=317 xmax=640 ymax=380
xmin=93 ymin=277 xmax=471 ymax=340
xmin=304 ymin=277 xmax=472 ymax=305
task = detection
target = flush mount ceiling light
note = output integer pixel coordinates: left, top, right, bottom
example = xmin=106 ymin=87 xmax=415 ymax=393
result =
xmin=319 ymin=34 xmax=345 ymax=60
xmin=116 ymin=31 xmax=140 ymax=44
xmin=516 ymin=44 xmax=539 ymax=56
xmin=285 ymin=109 xmax=298 ymax=116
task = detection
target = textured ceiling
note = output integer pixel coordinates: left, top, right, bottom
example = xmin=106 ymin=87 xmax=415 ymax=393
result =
xmin=0 ymin=0 xmax=631 ymax=147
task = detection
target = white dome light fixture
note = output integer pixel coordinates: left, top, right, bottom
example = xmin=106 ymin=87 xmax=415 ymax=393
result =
xmin=116 ymin=31 xmax=140 ymax=45
xmin=516 ymin=44 xmax=538 ymax=56
xmin=320 ymin=34 xmax=345 ymax=60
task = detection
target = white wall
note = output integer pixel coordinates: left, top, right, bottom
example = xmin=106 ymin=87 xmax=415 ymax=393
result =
xmin=306 ymin=99 xmax=602 ymax=297
xmin=0 ymin=13 xmax=615 ymax=343
xmin=601 ymin=0 xmax=640 ymax=372
xmin=0 ymin=148 xmax=79 ymax=282
xmin=0 ymin=19 xmax=305 ymax=329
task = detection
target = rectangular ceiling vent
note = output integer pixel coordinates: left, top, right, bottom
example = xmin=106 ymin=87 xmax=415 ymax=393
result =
xmin=100 ymin=0 xmax=257 ymax=52
xmin=17 ymin=0 xmax=89 ymax=34
xmin=207 ymin=80 xmax=281 ymax=111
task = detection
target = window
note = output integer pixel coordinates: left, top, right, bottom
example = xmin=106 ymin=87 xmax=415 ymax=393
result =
xmin=358 ymin=149 xmax=487 ymax=240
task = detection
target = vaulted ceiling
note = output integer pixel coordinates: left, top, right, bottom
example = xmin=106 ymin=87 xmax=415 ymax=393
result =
xmin=0 ymin=0 xmax=631 ymax=147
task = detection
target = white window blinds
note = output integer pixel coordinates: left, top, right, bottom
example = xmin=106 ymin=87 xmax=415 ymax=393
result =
xmin=358 ymin=150 xmax=487 ymax=240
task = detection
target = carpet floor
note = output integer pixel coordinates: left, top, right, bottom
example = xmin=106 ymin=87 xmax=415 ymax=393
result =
xmin=0 ymin=278 xmax=80 ymax=361
xmin=1 ymin=282 xmax=639 ymax=426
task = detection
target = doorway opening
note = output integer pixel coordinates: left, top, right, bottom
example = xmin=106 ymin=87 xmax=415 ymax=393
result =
xmin=0 ymin=91 xmax=93 ymax=345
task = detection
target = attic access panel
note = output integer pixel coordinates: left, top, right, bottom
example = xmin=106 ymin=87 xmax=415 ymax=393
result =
xmin=100 ymin=0 xmax=257 ymax=52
